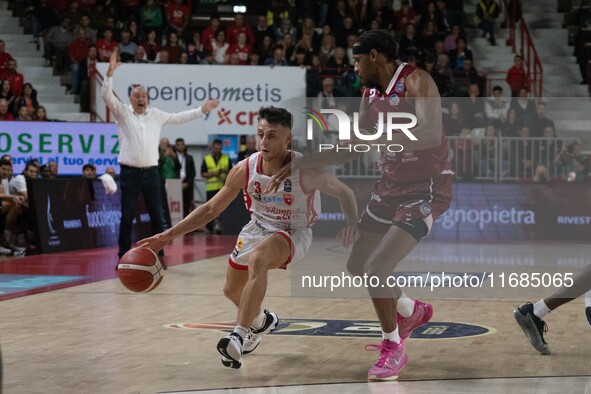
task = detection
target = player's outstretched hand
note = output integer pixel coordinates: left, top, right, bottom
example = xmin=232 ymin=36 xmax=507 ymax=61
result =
xmin=265 ymin=155 xmax=295 ymax=193
xmin=337 ymin=225 xmax=360 ymax=248
xmin=202 ymin=99 xmax=220 ymax=114
xmin=137 ymin=233 xmax=170 ymax=255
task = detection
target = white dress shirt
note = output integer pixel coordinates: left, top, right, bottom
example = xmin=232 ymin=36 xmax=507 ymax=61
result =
xmin=101 ymin=76 xmax=205 ymax=168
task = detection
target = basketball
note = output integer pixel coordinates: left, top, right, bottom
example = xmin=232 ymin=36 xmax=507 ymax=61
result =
xmin=117 ymin=247 xmax=164 ymax=293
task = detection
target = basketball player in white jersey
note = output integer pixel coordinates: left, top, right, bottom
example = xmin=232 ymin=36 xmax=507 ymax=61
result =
xmin=138 ymin=106 xmax=359 ymax=369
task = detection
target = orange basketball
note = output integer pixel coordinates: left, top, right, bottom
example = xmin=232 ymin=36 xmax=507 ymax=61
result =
xmin=117 ymin=247 xmax=164 ymax=293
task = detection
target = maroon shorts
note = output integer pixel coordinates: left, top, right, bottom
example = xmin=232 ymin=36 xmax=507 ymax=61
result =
xmin=358 ymin=173 xmax=454 ymax=236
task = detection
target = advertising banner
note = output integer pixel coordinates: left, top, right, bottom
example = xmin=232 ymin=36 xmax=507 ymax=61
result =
xmin=2 ymin=121 xmax=119 ymax=176
xmin=28 ymin=179 xmax=151 ymax=253
xmin=314 ymin=181 xmax=591 ymax=242
xmin=94 ymin=64 xmax=306 ymax=145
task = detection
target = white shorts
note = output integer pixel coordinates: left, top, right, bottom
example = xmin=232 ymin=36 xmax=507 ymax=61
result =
xmin=228 ymin=219 xmax=313 ymax=271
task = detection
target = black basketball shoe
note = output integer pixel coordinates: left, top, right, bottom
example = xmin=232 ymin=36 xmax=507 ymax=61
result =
xmin=513 ymin=303 xmax=550 ymax=355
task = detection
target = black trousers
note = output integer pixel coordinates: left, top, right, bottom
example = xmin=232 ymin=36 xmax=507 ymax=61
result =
xmin=118 ymin=165 xmax=165 ymax=258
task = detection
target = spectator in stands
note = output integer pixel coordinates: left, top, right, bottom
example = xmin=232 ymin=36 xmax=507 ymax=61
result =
xmin=13 ymin=83 xmax=39 ymax=119
xmin=278 ymin=33 xmax=295 ymax=61
xmin=510 ymin=87 xmax=536 ymax=125
xmin=453 ymin=127 xmax=476 ymax=179
xmin=498 ymin=107 xmax=520 ymax=137
xmin=449 ymin=36 xmax=473 ymax=70
xmin=68 ymin=28 xmax=92 ymax=94
xmin=424 ymin=55 xmax=453 ymax=97
xmin=8 ymin=159 xmax=37 ymax=212
xmin=254 ymin=15 xmax=274 ymax=47
xmin=436 ymin=53 xmax=453 ymax=79
xmin=399 ymin=24 xmax=419 ymax=62
xmin=202 ymin=16 xmax=221 ymax=53
xmin=485 ymin=85 xmax=510 ymax=122
xmin=444 ymin=24 xmax=461 ymax=52
xmin=418 ymin=20 xmax=442 ymax=59
xmin=118 ymin=31 xmax=138 ymax=63
xmin=264 ymin=46 xmax=288 ymax=66
xmin=574 ymin=23 xmax=591 ymax=84
xmin=0 ymin=98 xmax=14 ymax=121
xmin=335 ymin=16 xmax=357 ymax=49
xmin=345 ymin=33 xmax=357 ymax=66
xmin=79 ymin=45 xmax=98 ymax=112
xmin=248 ymin=52 xmax=260 ymax=66
xmin=64 ymin=0 xmax=83 ymax=27
xmin=475 ymin=0 xmax=500 ymax=45
xmin=165 ymin=0 xmax=190 ymax=41
xmin=417 ymin=1 xmax=445 ymax=33
xmin=443 ymin=101 xmax=465 ymax=136
xmin=1 ymin=60 xmax=24 ymax=97
xmin=0 ymin=80 xmax=14 ymax=108
xmin=226 ymin=32 xmax=252 ymax=65
xmin=186 ymin=31 xmax=206 ymax=64
xmin=237 ymin=135 xmax=257 ymax=161
xmin=365 ymin=0 xmax=392 ymax=29
xmin=127 ymin=20 xmax=141 ymax=45
xmin=505 ymin=0 xmax=522 ymax=25
xmin=226 ymin=14 xmax=255 ymax=46
xmin=159 ymin=137 xmax=180 ymax=228
xmin=132 ymin=46 xmax=148 ymax=63
xmin=82 ymin=163 xmax=97 ymax=179
xmin=48 ymin=160 xmax=59 ymax=178
xmin=140 ymin=0 xmax=163 ymax=37
xmin=76 ymin=14 xmax=97 ymax=43
xmin=179 ymin=51 xmax=189 ymax=64
xmin=256 ymin=35 xmax=275 ymax=65
xmin=211 ymin=31 xmax=229 ymax=65
xmin=393 ymin=0 xmax=416 ymax=35
xmin=99 ymin=16 xmax=121 ymax=42
xmin=105 ymin=167 xmax=116 ymax=178
xmin=513 ymin=125 xmax=535 ymax=177
xmin=43 ymin=16 xmax=73 ymax=71
xmin=506 ymin=55 xmax=530 ymax=96
xmin=329 ymin=0 xmax=349 ymax=31
xmin=318 ymin=34 xmax=336 ymax=66
xmin=462 ymin=83 xmax=487 ymax=131
xmin=529 ymin=102 xmax=555 ymax=138
xmin=162 ymin=32 xmax=183 ymax=64
xmin=141 ymin=29 xmax=161 ymax=62
xmin=15 ymin=105 xmax=33 ymax=121
xmin=96 ymin=28 xmax=118 ymax=62
xmin=478 ymin=125 xmax=506 ymax=177
xmin=457 ymin=58 xmax=486 ymax=96
xmin=0 ymin=40 xmax=13 ymax=73
xmin=156 ymin=49 xmax=170 ymax=64
xmin=275 ymin=18 xmax=297 ymax=42
xmin=34 ymin=106 xmax=50 ymax=121
xmin=39 ymin=164 xmax=51 ymax=178
xmin=174 ymin=137 xmax=196 ymax=218
xmin=0 ymin=158 xmax=25 ymax=254
xmin=26 ymin=0 xmax=56 ymax=50
xmin=118 ymin=0 xmax=141 ymax=25
xmin=554 ymin=142 xmax=590 ymax=183
xmin=317 ymin=77 xmax=338 ymax=109
xmin=291 ymin=33 xmax=314 ymax=63
xmin=537 ymin=126 xmax=561 ymax=173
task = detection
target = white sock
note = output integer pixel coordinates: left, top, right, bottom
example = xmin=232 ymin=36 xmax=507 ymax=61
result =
xmin=251 ymin=311 xmax=266 ymax=330
xmin=232 ymin=325 xmax=249 ymax=342
xmin=397 ymin=293 xmax=415 ymax=318
xmin=533 ymin=300 xmax=551 ymax=319
xmin=585 ymin=291 xmax=591 ymax=308
xmin=382 ymin=328 xmax=401 ymax=344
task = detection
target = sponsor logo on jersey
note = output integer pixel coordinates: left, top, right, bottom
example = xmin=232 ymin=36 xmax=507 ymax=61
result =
xmin=395 ymin=78 xmax=405 ymax=93
xmin=283 ymin=179 xmax=292 ymax=192
xmin=164 ymin=318 xmax=495 ymax=339
xmin=389 ymin=94 xmax=400 ymax=106
xmin=419 ymin=202 xmax=432 ymax=217
xmin=283 ymin=194 xmax=292 ymax=206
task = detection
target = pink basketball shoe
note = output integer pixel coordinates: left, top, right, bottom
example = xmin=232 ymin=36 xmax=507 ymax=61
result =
xmin=366 ymin=340 xmax=408 ymax=380
xmin=397 ymin=300 xmax=433 ymax=340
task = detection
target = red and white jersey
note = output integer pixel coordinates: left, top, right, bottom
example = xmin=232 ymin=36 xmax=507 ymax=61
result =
xmin=243 ymin=151 xmax=320 ymax=230
xmin=364 ymin=62 xmax=451 ymax=182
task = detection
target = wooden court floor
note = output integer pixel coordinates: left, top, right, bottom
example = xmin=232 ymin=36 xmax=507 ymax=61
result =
xmin=1 ymin=240 xmax=591 ymax=393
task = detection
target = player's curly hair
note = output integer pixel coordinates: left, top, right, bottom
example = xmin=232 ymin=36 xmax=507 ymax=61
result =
xmin=258 ymin=106 xmax=293 ymax=129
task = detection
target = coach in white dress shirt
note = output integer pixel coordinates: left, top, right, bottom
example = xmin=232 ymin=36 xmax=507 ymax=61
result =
xmin=102 ymin=49 xmax=219 ymax=261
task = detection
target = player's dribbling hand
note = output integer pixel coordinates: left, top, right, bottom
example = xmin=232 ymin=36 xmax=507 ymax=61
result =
xmin=202 ymin=99 xmax=220 ymax=114
xmin=137 ymin=233 xmax=170 ymax=255
xmin=337 ymin=225 xmax=360 ymax=248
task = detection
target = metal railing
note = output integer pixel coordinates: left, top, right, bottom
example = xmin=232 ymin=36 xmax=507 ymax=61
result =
xmin=333 ymin=136 xmax=578 ymax=182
